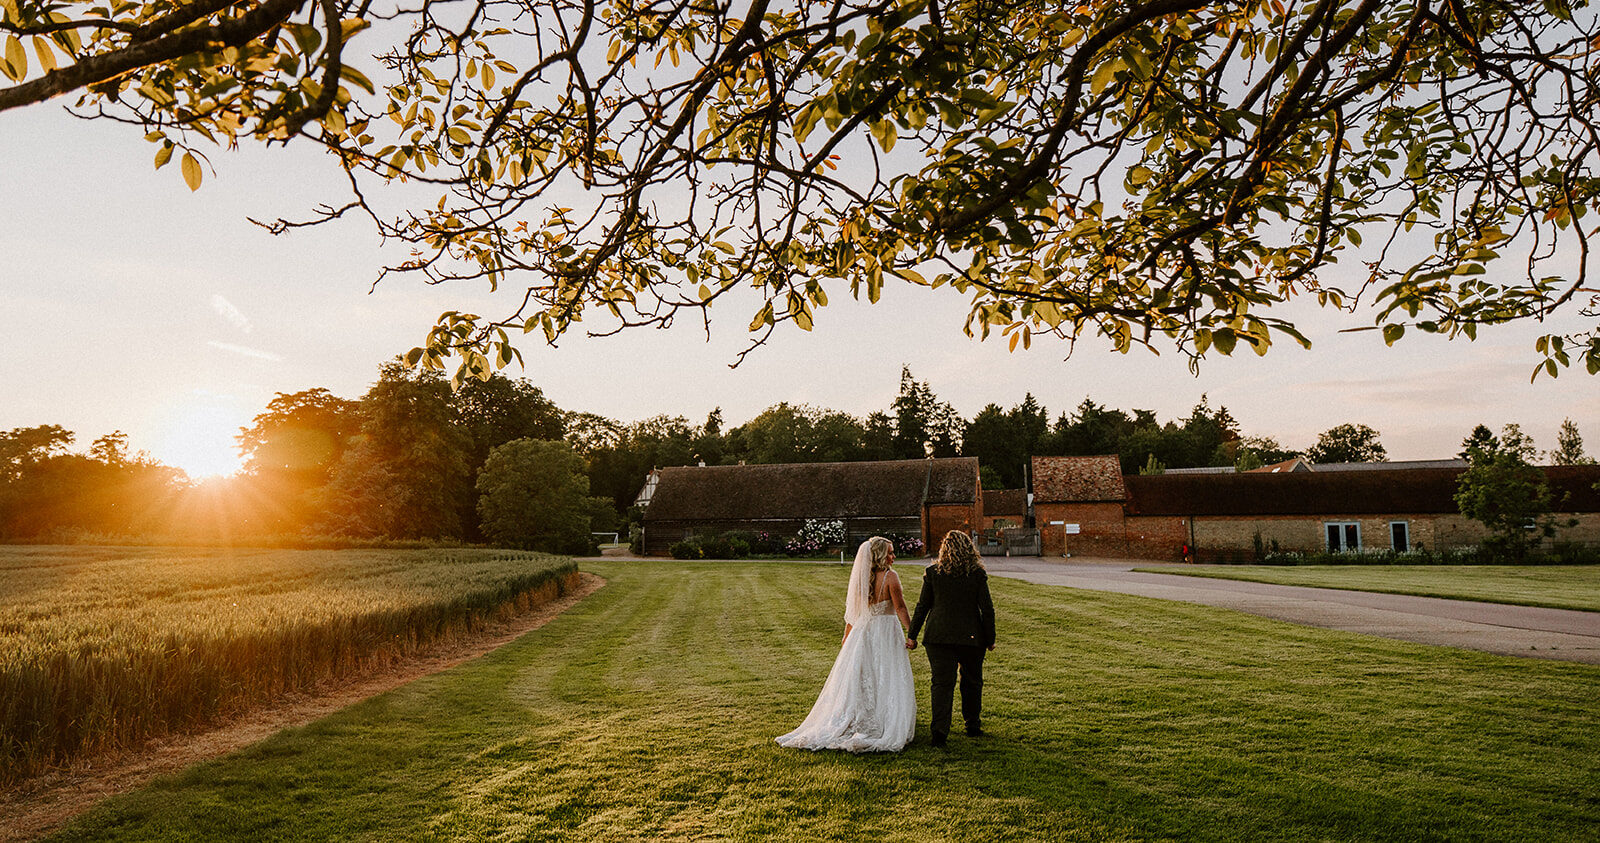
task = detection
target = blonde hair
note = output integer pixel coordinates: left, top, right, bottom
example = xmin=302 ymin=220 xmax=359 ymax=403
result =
xmin=935 ymin=530 xmax=984 ymax=576
xmin=867 ymin=536 xmax=894 ymax=600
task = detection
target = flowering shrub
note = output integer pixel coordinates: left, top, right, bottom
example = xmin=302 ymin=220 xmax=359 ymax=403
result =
xmin=888 ymin=534 xmax=925 ymax=556
xmin=784 ymin=535 xmax=823 ymax=556
xmin=784 ymin=519 xmax=845 ymax=556
xmin=749 ymin=531 xmax=785 ymax=555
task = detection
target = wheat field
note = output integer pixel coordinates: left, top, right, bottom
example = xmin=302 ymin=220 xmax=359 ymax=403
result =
xmin=0 ymin=545 xmax=575 ymax=784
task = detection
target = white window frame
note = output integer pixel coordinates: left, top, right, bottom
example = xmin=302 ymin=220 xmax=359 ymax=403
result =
xmin=1389 ymin=521 xmax=1410 ymax=553
xmin=1325 ymin=521 xmax=1362 ymax=553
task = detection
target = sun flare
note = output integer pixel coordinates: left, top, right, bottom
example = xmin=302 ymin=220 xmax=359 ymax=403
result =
xmin=154 ymin=403 xmax=247 ymax=479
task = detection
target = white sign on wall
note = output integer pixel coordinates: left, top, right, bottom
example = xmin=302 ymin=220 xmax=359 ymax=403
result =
xmin=1063 ymin=524 xmax=1082 ymax=534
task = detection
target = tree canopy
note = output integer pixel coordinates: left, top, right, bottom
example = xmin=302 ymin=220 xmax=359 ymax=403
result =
xmin=1304 ymin=422 xmax=1387 ymax=463
xmin=5 ymin=1 xmax=1598 ymax=380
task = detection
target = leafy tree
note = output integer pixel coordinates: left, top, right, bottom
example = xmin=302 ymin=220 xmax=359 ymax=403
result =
xmin=1305 ymin=424 xmax=1388 ymax=464
xmin=961 ymin=393 xmax=1047 ymax=488
xmin=316 ymin=362 xmax=473 ymax=539
xmin=726 ymin=403 xmax=872 ymax=464
xmin=693 ymin=408 xmax=726 ymax=466
xmin=13 ymin=2 xmax=1591 ymax=379
xmin=978 ymin=464 xmax=1005 ymax=490
xmin=1496 ymin=423 xmax=1538 ymax=462
xmin=1051 ymin=399 xmax=1133 ymax=460
xmin=809 ymin=410 xmax=874 ymax=463
xmin=563 ymin=412 xmax=626 ymax=457
xmin=0 ymin=425 xmax=183 ymax=539
xmin=963 ymin=404 xmax=1015 ymax=483
xmin=450 ymin=373 xmax=564 ymax=471
xmin=1238 ymin=435 xmax=1299 ymax=466
xmin=1550 ymin=418 xmax=1596 ymax=465
xmin=585 ymin=414 xmax=699 ymax=512
xmin=0 ymin=425 xmax=74 ymax=482
xmin=1234 ymin=448 xmax=1264 ymax=472
xmin=1456 ymin=429 xmax=1562 ymax=561
xmin=236 ymin=387 xmax=361 ymax=532
xmin=1180 ymin=395 xmax=1240 ymax=466
xmin=1458 ymin=424 xmax=1499 ymax=461
xmin=891 ymin=367 xmax=962 ymax=459
xmin=86 ymin=431 xmax=131 ymax=466
xmin=861 ymin=412 xmax=897 ymax=461
xmin=239 ymin=389 xmax=361 ymax=479
xmin=476 ymin=439 xmax=593 ymax=553
xmin=1139 ymin=453 xmax=1165 ymax=476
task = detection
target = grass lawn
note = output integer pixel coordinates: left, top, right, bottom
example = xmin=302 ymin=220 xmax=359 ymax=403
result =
xmin=50 ymin=560 xmax=1600 ymax=842
xmin=1133 ymin=564 xmax=1600 ymax=612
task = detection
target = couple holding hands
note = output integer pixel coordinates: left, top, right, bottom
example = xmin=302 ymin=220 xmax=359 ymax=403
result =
xmin=777 ymin=530 xmax=997 ymax=752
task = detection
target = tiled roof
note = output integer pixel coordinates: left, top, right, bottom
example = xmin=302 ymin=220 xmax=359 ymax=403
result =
xmin=1125 ymin=465 xmax=1600 ymax=516
xmin=1248 ymin=458 xmax=1312 ymax=474
xmin=642 ymin=457 xmax=979 ymax=521
xmin=1031 ymin=455 xmax=1127 ymax=503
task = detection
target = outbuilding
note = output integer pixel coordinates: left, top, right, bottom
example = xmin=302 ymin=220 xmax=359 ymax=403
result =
xmin=641 ymin=457 xmax=982 ymax=556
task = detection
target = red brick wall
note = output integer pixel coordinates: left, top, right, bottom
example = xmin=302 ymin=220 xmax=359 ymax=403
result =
xmin=1123 ymin=516 xmax=1190 ymax=561
xmin=1035 ymin=502 xmax=1128 ymax=557
xmin=924 ymin=503 xmax=979 ymax=554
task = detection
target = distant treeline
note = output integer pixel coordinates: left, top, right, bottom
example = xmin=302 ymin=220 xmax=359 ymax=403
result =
xmin=1 ymin=361 xmax=1465 ymax=548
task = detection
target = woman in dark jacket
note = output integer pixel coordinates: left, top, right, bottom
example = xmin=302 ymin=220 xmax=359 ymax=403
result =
xmin=907 ymin=530 xmax=996 ymax=746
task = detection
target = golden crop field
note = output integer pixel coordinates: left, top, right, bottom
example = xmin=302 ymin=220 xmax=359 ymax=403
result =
xmin=0 ymin=545 xmax=576 ymax=784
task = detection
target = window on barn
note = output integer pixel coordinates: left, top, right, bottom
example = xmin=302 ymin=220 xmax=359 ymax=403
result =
xmin=1390 ymin=521 xmax=1410 ymax=553
xmin=1325 ymin=522 xmax=1361 ymax=553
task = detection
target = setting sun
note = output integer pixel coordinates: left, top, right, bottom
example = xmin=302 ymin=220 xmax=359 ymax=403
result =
xmin=153 ymin=403 xmax=248 ymax=479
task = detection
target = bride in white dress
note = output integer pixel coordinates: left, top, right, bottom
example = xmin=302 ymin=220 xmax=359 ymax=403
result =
xmin=776 ymin=536 xmax=917 ymax=752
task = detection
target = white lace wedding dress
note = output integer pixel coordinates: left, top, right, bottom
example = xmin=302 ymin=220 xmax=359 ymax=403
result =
xmin=775 ymin=598 xmax=916 ymax=753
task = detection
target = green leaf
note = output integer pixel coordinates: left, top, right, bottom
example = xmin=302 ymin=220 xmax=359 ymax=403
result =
xmin=870 ymin=119 xmax=897 ymax=153
xmin=180 ymin=152 xmax=202 ymax=191
xmin=340 ymin=65 xmax=376 ymax=95
xmin=1382 ymin=324 xmax=1405 ymax=346
xmin=1090 ymin=59 xmax=1119 ymax=96
xmin=1212 ymin=329 xmax=1237 ymax=355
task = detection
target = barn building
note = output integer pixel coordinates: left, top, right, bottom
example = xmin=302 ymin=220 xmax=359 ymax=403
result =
xmin=640 ymin=457 xmax=981 ymax=556
xmin=1032 ymin=456 xmax=1600 ymax=561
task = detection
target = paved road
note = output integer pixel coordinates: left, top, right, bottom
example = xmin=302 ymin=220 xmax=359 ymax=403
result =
xmin=983 ymin=557 xmax=1600 ymax=666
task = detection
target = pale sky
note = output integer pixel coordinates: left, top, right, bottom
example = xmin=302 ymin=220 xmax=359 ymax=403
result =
xmin=2 ymin=102 xmax=1595 ymax=478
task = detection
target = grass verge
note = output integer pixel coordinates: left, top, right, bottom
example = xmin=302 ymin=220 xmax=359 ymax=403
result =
xmin=45 ymin=560 xmax=1600 ymax=842
xmin=1134 ymin=564 xmax=1600 ymax=612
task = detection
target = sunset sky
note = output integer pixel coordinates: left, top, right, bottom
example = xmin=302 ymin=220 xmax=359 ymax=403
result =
xmin=3 ymin=101 xmax=1596 ymax=479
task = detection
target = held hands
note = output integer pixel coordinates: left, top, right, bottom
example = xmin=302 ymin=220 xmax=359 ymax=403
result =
xmin=904 ymin=637 xmax=917 ymax=650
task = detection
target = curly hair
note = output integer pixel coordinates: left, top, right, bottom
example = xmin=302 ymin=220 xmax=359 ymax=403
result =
xmin=934 ymin=530 xmax=985 ymax=576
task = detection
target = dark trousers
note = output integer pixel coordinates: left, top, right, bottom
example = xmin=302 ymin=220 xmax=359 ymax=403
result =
xmin=925 ymin=643 xmax=985 ymax=737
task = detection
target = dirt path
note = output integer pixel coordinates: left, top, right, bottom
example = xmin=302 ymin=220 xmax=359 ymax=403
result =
xmin=0 ymin=572 xmax=606 ymax=842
